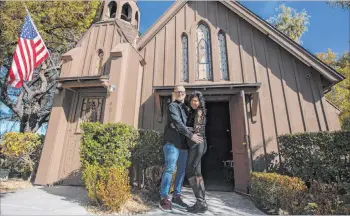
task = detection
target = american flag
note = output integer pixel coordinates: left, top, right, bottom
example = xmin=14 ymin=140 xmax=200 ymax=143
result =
xmin=8 ymin=14 xmax=49 ymax=88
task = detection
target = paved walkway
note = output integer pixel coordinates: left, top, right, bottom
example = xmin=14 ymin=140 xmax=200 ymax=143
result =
xmin=0 ymin=186 xmax=264 ymax=215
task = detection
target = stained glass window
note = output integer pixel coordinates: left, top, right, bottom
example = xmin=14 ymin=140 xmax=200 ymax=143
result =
xmin=196 ymin=23 xmax=212 ymax=80
xmin=181 ymin=34 xmax=189 ymax=81
xmin=218 ymin=32 xmax=229 ymax=80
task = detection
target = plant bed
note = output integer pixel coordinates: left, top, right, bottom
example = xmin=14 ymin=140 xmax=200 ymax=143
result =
xmin=0 ymin=178 xmax=33 ymax=193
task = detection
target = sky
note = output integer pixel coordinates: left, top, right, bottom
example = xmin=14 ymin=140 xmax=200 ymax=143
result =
xmin=138 ymin=1 xmax=349 ymax=57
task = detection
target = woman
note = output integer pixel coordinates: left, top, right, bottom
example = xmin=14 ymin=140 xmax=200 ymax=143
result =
xmin=185 ymin=91 xmax=208 ymax=213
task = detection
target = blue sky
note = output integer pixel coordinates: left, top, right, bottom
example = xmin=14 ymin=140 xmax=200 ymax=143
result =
xmin=138 ymin=1 xmax=349 ymax=57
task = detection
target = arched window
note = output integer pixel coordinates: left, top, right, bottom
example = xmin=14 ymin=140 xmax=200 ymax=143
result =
xmin=108 ymin=1 xmax=117 ymax=18
xmin=181 ymin=34 xmax=189 ymax=81
xmin=121 ymin=3 xmax=132 ymax=22
xmin=96 ymin=49 xmax=104 ymax=74
xmin=218 ymin=31 xmax=229 ymax=80
xmin=135 ymin=11 xmax=139 ymax=29
xmin=196 ymin=23 xmax=212 ymax=80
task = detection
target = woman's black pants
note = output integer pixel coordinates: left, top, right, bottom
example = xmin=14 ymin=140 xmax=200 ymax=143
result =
xmin=186 ymin=141 xmax=207 ymax=178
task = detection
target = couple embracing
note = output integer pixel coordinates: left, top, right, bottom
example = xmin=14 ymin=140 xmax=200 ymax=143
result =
xmin=159 ymin=85 xmax=208 ymax=214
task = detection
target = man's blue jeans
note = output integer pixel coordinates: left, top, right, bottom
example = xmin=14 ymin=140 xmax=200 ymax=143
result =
xmin=159 ymin=142 xmax=188 ymax=199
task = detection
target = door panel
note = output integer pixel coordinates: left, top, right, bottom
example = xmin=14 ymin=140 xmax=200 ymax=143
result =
xmin=229 ymin=90 xmax=250 ymax=194
xmin=61 ymin=91 xmax=106 ymax=185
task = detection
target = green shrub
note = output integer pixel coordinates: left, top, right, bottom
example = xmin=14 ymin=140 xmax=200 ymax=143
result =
xmin=132 ymin=130 xmax=166 ymax=193
xmin=306 ymin=180 xmax=350 ymax=215
xmin=80 ymin=123 xmax=137 ymax=212
xmin=0 ymin=132 xmax=44 ymax=180
xmin=132 ymin=129 xmax=164 ymax=169
xmin=251 ymin=172 xmax=308 ymax=214
xmin=82 ymin=164 xmax=130 ymax=211
xmin=278 ymin=131 xmax=350 ymax=184
xmin=252 ymin=172 xmax=350 ymax=215
xmin=80 ymin=122 xmax=137 ymax=169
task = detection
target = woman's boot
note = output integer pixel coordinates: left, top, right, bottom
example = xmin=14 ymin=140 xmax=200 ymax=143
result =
xmin=187 ymin=176 xmax=208 ymax=213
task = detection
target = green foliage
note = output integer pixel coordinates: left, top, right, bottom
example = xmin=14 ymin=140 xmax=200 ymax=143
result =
xmin=80 ymin=122 xmax=137 ymax=212
xmin=82 ymin=164 xmax=131 ymax=212
xmin=80 ymin=122 xmax=138 ymax=169
xmin=327 ymin=1 xmax=350 ymax=10
xmin=251 ymin=172 xmax=308 ymax=214
xmin=0 ymin=132 xmax=44 ymax=180
xmin=278 ymin=131 xmax=350 ymax=183
xmin=132 ymin=129 xmax=165 ymax=194
xmin=132 ymin=130 xmax=164 ymax=168
xmin=316 ymin=50 xmax=350 ymax=129
xmin=252 ymin=172 xmax=350 ymax=215
xmin=267 ymin=4 xmax=310 ymax=44
xmin=0 ymin=1 xmax=101 ymax=68
xmin=306 ymin=180 xmax=350 ymax=215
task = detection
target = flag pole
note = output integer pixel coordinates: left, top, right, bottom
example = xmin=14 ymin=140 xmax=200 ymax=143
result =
xmin=24 ymin=5 xmax=60 ymax=77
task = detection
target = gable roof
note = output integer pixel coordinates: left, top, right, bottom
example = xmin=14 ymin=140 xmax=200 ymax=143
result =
xmin=136 ymin=0 xmax=344 ymax=87
xmin=115 ymin=19 xmax=139 ymax=43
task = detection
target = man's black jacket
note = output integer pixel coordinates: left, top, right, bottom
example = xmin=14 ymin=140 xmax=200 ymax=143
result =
xmin=163 ymin=100 xmax=193 ymax=149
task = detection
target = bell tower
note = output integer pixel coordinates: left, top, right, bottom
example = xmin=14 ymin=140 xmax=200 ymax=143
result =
xmin=101 ymin=0 xmax=140 ymax=30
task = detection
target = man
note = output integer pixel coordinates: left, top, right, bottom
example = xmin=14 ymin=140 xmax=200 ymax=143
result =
xmin=159 ymin=85 xmax=203 ymax=212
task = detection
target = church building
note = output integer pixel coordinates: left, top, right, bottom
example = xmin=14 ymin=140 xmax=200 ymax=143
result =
xmin=34 ymin=0 xmax=344 ymax=194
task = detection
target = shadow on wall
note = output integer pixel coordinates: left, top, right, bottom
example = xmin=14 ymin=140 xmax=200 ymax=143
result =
xmin=250 ymin=136 xmax=281 ymax=172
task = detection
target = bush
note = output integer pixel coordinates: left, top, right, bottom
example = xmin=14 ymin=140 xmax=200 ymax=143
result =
xmin=0 ymin=132 xmax=44 ymax=180
xmin=132 ymin=129 xmax=164 ymax=169
xmin=82 ymin=164 xmax=130 ymax=212
xmin=278 ymin=131 xmax=350 ymax=184
xmin=305 ymin=180 xmax=350 ymax=215
xmin=80 ymin=122 xmax=137 ymax=169
xmin=252 ymin=172 xmax=350 ymax=215
xmin=251 ymin=172 xmax=307 ymax=214
xmin=80 ymin=123 xmax=137 ymax=212
xmin=132 ymin=130 xmax=168 ymax=193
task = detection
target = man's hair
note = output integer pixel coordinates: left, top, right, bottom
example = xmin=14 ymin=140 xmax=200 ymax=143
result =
xmin=174 ymin=85 xmax=185 ymax=91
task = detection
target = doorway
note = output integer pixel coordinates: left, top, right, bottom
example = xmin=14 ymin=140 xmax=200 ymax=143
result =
xmin=202 ymin=102 xmax=234 ymax=191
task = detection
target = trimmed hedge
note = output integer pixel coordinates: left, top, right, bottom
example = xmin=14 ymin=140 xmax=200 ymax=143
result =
xmin=80 ymin=122 xmax=137 ymax=211
xmin=278 ymin=131 xmax=350 ymax=184
xmin=251 ymin=172 xmax=350 ymax=215
xmin=80 ymin=122 xmax=138 ymax=169
xmin=132 ymin=129 xmax=164 ymax=169
xmin=251 ymin=172 xmax=307 ymax=215
xmin=0 ymin=132 xmax=44 ymax=180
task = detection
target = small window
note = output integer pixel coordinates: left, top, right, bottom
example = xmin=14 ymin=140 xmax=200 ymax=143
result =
xmin=135 ymin=11 xmax=139 ymax=29
xmin=218 ymin=31 xmax=229 ymax=80
xmin=181 ymin=34 xmax=189 ymax=82
xmin=108 ymin=1 xmax=117 ymax=18
xmin=196 ymin=23 xmax=212 ymax=80
xmin=97 ymin=49 xmax=104 ymax=74
xmin=121 ymin=3 xmax=132 ymax=22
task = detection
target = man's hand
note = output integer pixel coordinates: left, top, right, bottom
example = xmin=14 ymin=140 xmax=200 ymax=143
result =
xmin=191 ymin=134 xmax=203 ymax=144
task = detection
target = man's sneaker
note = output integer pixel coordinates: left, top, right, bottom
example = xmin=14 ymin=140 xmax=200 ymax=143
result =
xmin=159 ymin=198 xmax=172 ymax=212
xmin=172 ymin=195 xmax=189 ymax=209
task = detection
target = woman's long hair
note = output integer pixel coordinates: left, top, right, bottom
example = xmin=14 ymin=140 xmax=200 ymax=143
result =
xmin=188 ymin=91 xmax=206 ymax=112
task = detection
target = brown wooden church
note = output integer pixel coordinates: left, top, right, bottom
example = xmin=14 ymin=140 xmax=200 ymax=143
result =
xmin=35 ymin=0 xmax=344 ymax=194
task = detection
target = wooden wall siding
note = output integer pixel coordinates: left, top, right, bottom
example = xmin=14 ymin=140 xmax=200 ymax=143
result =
xmin=295 ymin=61 xmax=320 ymax=132
xmin=140 ymin=38 xmax=156 ymax=130
xmin=138 ymin=1 xmax=338 ymax=164
xmin=72 ymin=23 xmax=122 ymax=77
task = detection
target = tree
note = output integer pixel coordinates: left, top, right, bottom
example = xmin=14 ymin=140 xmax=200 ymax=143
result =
xmin=267 ymin=4 xmax=310 ymax=44
xmin=316 ymin=49 xmax=350 ymax=130
xmin=0 ymin=1 xmax=101 ymax=133
xmin=327 ymin=0 xmax=350 ymax=10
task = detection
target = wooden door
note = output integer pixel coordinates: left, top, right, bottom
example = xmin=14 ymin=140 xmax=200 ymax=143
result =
xmin=229 ymin=90 xmax=251 ymax=194
xmin=60 ymin=91 xmax=106 ymax=185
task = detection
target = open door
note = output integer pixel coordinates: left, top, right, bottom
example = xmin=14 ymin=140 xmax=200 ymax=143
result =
xmin=229 ymin=90 xmax=251 ymax=194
